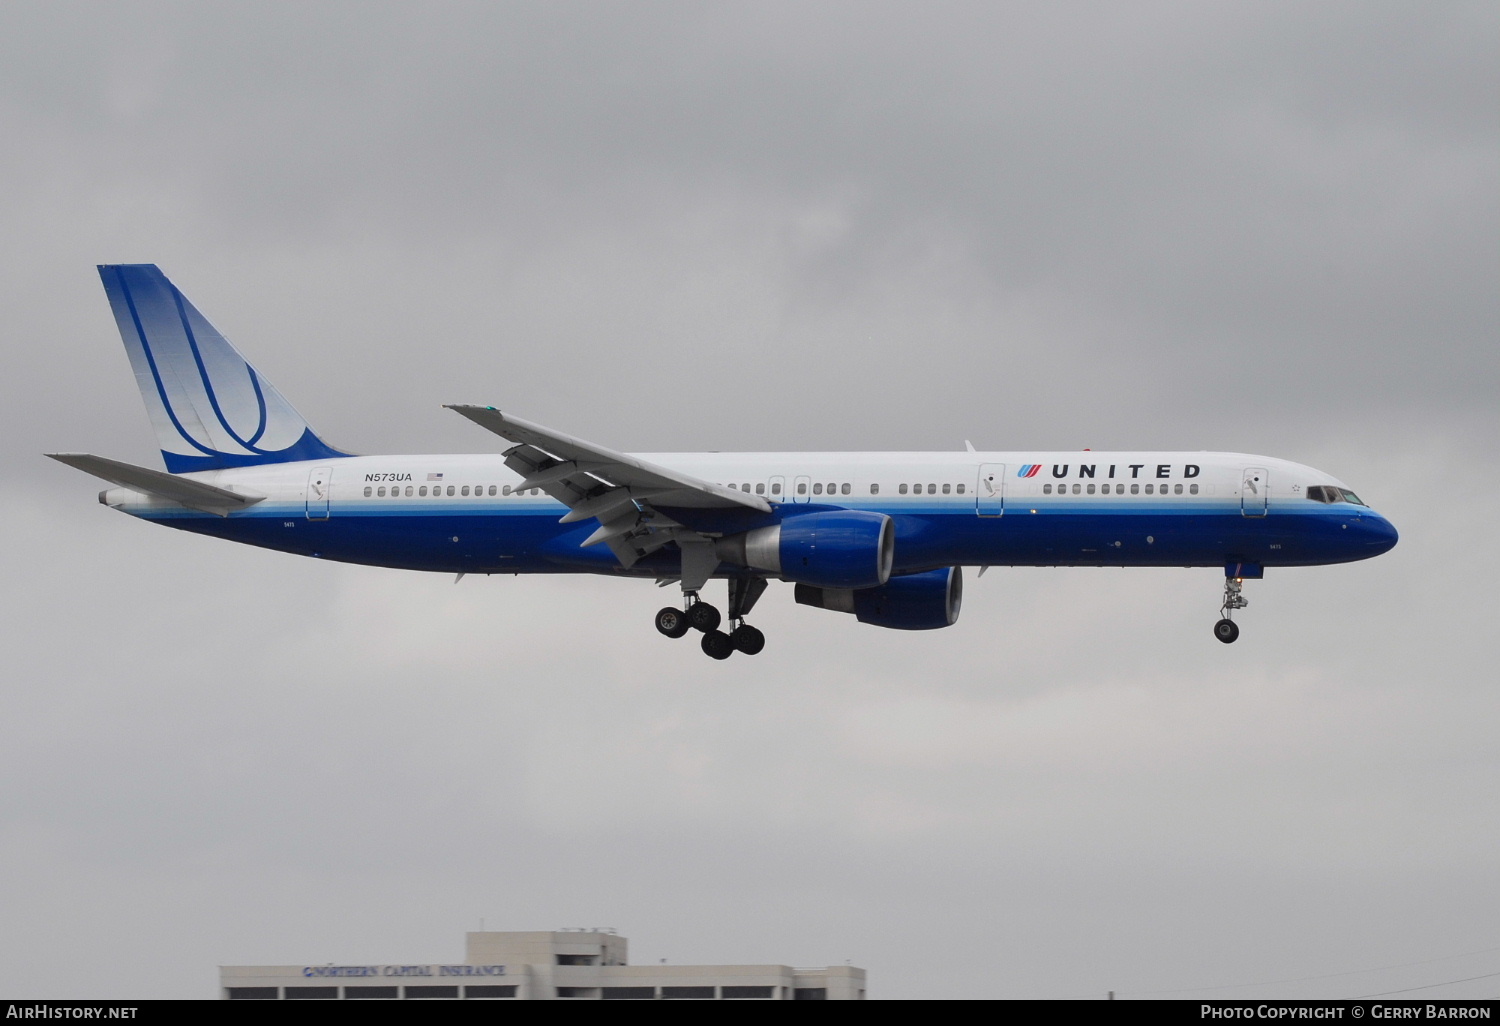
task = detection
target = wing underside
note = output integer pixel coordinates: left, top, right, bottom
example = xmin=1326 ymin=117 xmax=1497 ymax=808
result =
xmin=446 ymin=405 xmax=769 ymax=588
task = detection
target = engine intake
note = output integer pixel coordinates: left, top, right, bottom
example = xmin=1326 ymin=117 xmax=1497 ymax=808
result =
xmin=716 ymin=510 xmax=894 ymax=590
xmin=795 ymin=566 xmax=963 ymax=631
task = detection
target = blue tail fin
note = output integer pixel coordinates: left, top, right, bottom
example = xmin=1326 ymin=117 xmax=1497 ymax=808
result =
xmin=98 ymin=264 xmax=351 ymax=473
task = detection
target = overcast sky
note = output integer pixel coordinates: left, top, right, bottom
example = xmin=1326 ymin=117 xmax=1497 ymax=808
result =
xmin=2 ymin=0 xmax=1497 ymax=1000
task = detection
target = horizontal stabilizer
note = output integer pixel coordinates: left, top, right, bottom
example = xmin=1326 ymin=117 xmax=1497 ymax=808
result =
xmin=46 ymin=453 xmax=265 ymax=516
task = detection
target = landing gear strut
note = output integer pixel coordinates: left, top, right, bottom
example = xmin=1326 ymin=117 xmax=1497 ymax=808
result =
xmin=655 ymin=577 xmax=768 ymax=659
xmin=1214 ymin=577 xmax=1248 ymax=644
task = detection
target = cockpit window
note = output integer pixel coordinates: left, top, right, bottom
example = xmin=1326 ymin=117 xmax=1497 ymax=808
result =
xmin=1306 ymin=485 xmax=1367 ymax=506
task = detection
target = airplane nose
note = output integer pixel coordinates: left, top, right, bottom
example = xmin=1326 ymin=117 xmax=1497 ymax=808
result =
xmin=1359 ymin=514 xmax=1399 ymax=555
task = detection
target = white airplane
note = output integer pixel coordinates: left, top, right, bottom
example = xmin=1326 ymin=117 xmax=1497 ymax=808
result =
xmin=49 ymin=265 xmax=1398 ymax=658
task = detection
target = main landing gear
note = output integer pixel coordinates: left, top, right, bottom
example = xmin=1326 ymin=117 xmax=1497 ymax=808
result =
xmin=655 ymin=578 xmax=768 ymax=660
xmin=1214 ymin=576 xmax=1249 ymax=644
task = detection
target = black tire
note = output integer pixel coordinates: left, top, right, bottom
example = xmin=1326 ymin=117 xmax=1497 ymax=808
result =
xmin=655 ymin=607 xmax=690 ymax=639
xmin=701 ymin=630 xmax=734 ymax=660
xmin=687 ymin=603 xmax=722 ymax=633
xmin=730 ymin=624 xmax=765 ymax=656
xmin=1214 ymin=618 xmax=1240 ymax=644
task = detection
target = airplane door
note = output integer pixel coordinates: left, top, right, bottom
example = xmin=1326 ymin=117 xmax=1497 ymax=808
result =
xmin=792 ymin=475 xmax=811 ymax=504
xmin=976 ymin=464 xmax=1006 ymax=516
xmin=1240 ymin=467 xmax=1268 ymax=517
xmin=306 ymin=466 xmax=332 ymax=520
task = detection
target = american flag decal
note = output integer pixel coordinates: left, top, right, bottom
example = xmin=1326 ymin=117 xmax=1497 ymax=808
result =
xmin=427 ymin=472 xmax=444 ymax=481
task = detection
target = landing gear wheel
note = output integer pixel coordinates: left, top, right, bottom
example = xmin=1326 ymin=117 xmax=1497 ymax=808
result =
xmin=655 ymin=607 xmax=691 ymax=639
xmin=701 ymin=630 xmax=734 ymax=660
xmin=687 ymin=602 xmax=722 ymax=633
xmin=730 ymin=624 xmax=765 ymax=655
xmin=1214 ymin=618 xmax=1240 ymax=644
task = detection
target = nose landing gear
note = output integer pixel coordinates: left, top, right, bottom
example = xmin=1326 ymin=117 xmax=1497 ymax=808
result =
xmin=1214 ymin=576 xmax=1248 ymax=644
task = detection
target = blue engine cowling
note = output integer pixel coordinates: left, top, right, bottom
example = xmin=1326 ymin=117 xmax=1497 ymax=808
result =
xmin=715 ymin=510 xmax=894 ymax=590
xmin=794 ymin=566 xmax=963 ymax=630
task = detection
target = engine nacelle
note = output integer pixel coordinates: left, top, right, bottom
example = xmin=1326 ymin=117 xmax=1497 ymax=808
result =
xmin=716 ymin=510 xmax=894 ymax=590
xmin=795 ymin=566 xmax=963 ymax=631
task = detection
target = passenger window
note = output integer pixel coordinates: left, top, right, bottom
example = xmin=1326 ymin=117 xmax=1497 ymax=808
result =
xmin=841 ymin=483 xmax=850 ymax=495
xmin=756 ymin=483 xmax=765 ymax=495
xmin=419 ymin=486 xmax=427 ymax=496
xmin=1086 ymin=483 xmax=1095 ymax=495
xmin=1145 ymin=484 xmax=1154 ymax=494
xmin=899 ymin=484 xmax=909 ymax=495
xmin=447 ymin=486 xmax=455 ymax=496
xmin=460 ymin=485 xmax=468 ymax=496
xmin=1043 ymin=483 xmax=1052 ymax=495
xmin=956 ymin=484 xmax=965 ymax=494
xmin=1189 ymin=483 xmax=1199 ymax=495
xmin=870 ymin=484 xmax=880 ymax=495
xmin=927 ymin=484 xmax=936 ymax=494
xmin=363 ymin=486 xmax=373 ymax=497
xmin=1072 ymin=484 xmax=1081 ymax=494
xmin=812 ymin=483 xmax=823 ymax=495
xmin=797 ymin=483 xmax=807 ymax=495
xmin=377 ymin=486 xmax=386 ymax=497
xmin=942 ymin=483 xmax=951 ymax=494
xmin=1131 ymin=483 xmax=1139 ymax=494
xmin=771 ymin=483 xmax=781 ymax=495
xmin=1174 ymin=484 xmax=1183 ymax=495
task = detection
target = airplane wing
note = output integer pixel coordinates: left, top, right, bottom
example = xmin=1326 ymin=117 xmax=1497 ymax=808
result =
xmin=446 ymin=406 xmax=770 ymax=586
xmin=46 ymin=452 xmax=266 ymax=517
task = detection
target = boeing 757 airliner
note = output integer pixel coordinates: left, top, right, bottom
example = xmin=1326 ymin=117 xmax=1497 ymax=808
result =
xmin=49 ymin=265 xmax=1398 ymax=658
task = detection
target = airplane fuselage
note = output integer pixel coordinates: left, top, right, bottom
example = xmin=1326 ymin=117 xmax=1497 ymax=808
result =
xmin=101 ymin=449 xmax=1398 ymax=578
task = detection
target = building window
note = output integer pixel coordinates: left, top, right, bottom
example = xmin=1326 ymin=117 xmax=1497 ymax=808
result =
xmin=795 ymin=988 xmax=828 ymax=1000
xmin=226 ymin=988 xmax=277 ymax=1000
xmin=722 ymin=986 xmax=775 ymax=999
xmin=405 ymin=986 xmax=460 ymax=999
xmin=602 ymin=987 xmax=656 ymax=999
xmin=464 ymin=986 xmax=516 ymax=999
xmin=556 ymin=987 xmax=598 ymax=998
xmin=285 ymin=987 xmax=338 ymax=1000
xmin=346 ymin=986 xmax=398 ymax=999
xmin=662 ymin=987 xmax=715 ymax=999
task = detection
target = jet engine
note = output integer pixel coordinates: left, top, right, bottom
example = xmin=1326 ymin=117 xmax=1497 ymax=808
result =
xmin=794 ymin=566 xmax=963 ymax=630
xmin=715 ymin=510 xmax=894 ymax=590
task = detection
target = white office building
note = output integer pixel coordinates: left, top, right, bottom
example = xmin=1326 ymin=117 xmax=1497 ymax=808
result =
xmin=221 ymin=929 xmax=866 ymax=1000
